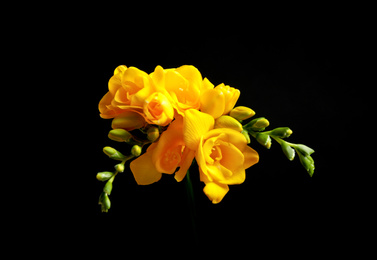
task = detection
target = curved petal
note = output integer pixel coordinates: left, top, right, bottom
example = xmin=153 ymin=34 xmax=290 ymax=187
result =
xmin=203 ymin=182 xmax=229 ymax=204
xmin=183 ymin=109 xmax=214 ymax=151
xmin=174 ymin=148 xmax=195 ymax=182
xmin=200 ymin=89 xmax=225 ymax=119
xmin=130 ymin=152 xmax=162 ymax=185
xmin=242 ymin=145 xmax=259 ymax=169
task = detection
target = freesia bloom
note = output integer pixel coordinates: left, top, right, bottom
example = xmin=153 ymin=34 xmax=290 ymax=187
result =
xmin=150 ymin=65 xmax=204 ymax=115
xmin=99 ymin=65 xmax=153 ymax=119
xmin=200 ymin=83 xmax=240 ymax=119
xmin=130 ymin=116 xmax=195 ymax=185
xmin=183 ymin=109 xmax=259 ymax=203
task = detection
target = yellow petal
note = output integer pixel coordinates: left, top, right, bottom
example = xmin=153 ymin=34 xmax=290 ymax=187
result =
xmin=174 ymin=148 xmax=195 ymax=182
xmin=203 ymin=182 xmax=229 ymax=204
xmin=200 ymin=88 xmax=225 ymax=119
xmin=130 ymin=151 xmax=162 ymax=185
xmin=242 ymin=145 xmax=259 ymax=169
xmin=183 ymin=109 xmax=214 ymax=151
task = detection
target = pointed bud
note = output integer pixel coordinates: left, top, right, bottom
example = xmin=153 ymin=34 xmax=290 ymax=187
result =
xmin=114 ymin=163 xmax=125 ymax=173
xmin=96 ymin=171 xmax=114 ymax=181
xmin=230 ymin=106 xmax=255 ymax=121
xmin=99 ymin=192 xmax=111 ymax=212
xmin=108 ymin=129 xmax=132 ymax=142
xmin=103 ymin=146 xmax=126 ymax=161
xmin=103 ymin=180 xmax=113 ymax=195
xmin=294 ymin=144 xmax=315 ymax=156
xmin=298 ymin=154 xmax=315 ymax=177
xmin=111 ymin=111 xmax=146 ymax=131
xmin=147 ymin=126 xmax=160 ymax=142
xmin=131 ymin=145 xmax=142 ymax=157
xmin=256 ymin=133 xmax=271 ymax=149
xmin=243 ymin=117 xmax=270 ymax=132
xmin=241 ymin=129 xmax=251 ymax=144
xmin=280 ymin=141 xmax=295 ymax=161
xmin=214 ymin=115 xmax=243 ymax=132
xmin=270 ymin=127 xmax=293 ymax=138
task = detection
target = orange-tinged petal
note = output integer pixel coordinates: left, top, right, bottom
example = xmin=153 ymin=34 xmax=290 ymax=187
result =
xmin=200 ymin=88 xmax=225 ymax=119
xmin=130 ymin=151 xmax=162 ymax=185
xmin=174 ymin=148 xmax=195 ymax=182
xmin=183 ymin=109 xmax=214 ymax=151
xmin=203 ymin=182 xmax=229 ymax=204
xmin=242 ymin=145 xmax=259 ymax=169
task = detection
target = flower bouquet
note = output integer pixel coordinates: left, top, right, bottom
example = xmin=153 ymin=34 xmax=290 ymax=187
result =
xmin=97 ymin=65 xmax=315 ymax=212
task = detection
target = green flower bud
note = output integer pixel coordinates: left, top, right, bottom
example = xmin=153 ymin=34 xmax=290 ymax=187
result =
xmin=147 ymin=126 xmax=160 ymax=142
xmin=256 ymin=133 xmax=271 ymax=149
xmin=99 ymin=192 xmax=111 ymax=213
xmin=96 ymin=171 xmax=114 ymax=181
xmin=298 ymin=154 xmax=315 ymax=177
xmin=108 ymin=129 xmax=132 ymax=142
xmin=280 ymin=141 xmax=295 ymax=161
xmin=103 ymin=146 xmax=126 ymax=161
xmin=103 ymin=180 xmax=113 ymax=195
xmin=230 ymin=106 xmax=256 ymax=121
xmin=243 ymin=117 xmax=270 ymax=132
xmin=241 ymin=129 xmax=251 ymax=144
xmin=131 ymin=145 xmax=142 ymax=157
xmin=270 ymin=127 xmax=293 ymax=138
xmin=214 ymin=115 xmax=243 ymax=132
xmin=294 ymin=144 xmax=315 ymax=156
xmin=114 ymin=163 xmax=125 ymax=173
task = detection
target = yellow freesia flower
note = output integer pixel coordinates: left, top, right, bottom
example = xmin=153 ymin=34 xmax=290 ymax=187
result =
xmin=143 ymin=92 xmax=174 ymax=126
xmin=99 ymin=66 xmax=153 ymax=119
xmin=130 ymin=116 xmax=195 ymax=185
xmin=200 ymin=83 xmax=240 ymax=119
xmin=183 ymin=109 xmax=259 ymax=203
xmin=150 ymin=65 xmax=203 ymax=115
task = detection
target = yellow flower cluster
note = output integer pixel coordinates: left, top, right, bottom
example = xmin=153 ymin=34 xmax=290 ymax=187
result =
xmin=99 ymin=65 xmax=259 ymax=203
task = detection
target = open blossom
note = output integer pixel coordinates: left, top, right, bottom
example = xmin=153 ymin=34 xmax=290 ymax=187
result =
xmin=130 ymin=116 xmax=195 ymax=185
xmin=99 ymin=66 xmax=153 ymax=119
xmin=183 ymin=109 xmax=259 ymax=203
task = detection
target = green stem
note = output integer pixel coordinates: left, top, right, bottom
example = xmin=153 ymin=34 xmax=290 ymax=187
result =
xmin=184 ymin=169 xmax=198 ymax=242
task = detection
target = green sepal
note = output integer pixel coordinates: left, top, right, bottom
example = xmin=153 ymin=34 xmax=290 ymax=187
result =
xmin=99 ymin=192 xmax=111 ymax=213
xmin=243 ymin=117 xmax=270 ymax=132
xmin=256 ymin=133 xmax=271 ymax=149
xmin=298 ymin=153 xmax=315 ymax=177
xmin=280 ymin=141 xmax=295 ymax=161
xmin=103 ymin=180 xmax=113 ymax=195
xmin=103 ymin=146 xmax=126 ymax=161
xmin=270 ymin=127 xmax=293 ymax=138
xmin=294 ymin=144 xmax=315 ymax=156
xmin=96 ymin=171 xmax=114 ymax=181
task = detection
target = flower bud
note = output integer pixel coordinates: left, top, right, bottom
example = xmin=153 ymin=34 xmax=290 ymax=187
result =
xmin=103 ymin=180 xmax=113 ymax=195
xmin=108 ymin=129 xmax=132 ymax=142
xmin=280 ymin=141 xmax=295 ymax=161
xmin=256 ymin=133 xmax=271 ymax=149
xmin=111 ymin=111 xmax=146 ymax=131
xmin=103 ymin=146 xmax=126 ymax=161
xmin=99 ymin=192 xmax=111 ymax=212
xmin=214 ymin=115 xmax=243 ymax=132
xmin=96 ymin=171 xmax=114 ymax=181
xmin=230 ymin=106 xmax=255 ymax=121
xmin=241 ymin=129 xmax=251 ymax=143
xmin=114 ymin=163 xmax=125 ymax=173
xmin=243 ymin=117 xmax=270 ymax=132
xmin=294 ymin=144 xmax=315 ymax=156
xmin=131 ymin=145 xmax=142 ymax=157
xmin=147 ymin=126 xmax=160 ymax=142
xmin=270 ymin=127 xmax=293 ymax=138
xmin=298 ymin=154 xmax=315 ymax=177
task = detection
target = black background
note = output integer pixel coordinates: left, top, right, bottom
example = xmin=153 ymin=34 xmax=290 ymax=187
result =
xmin=20 ymin=17 xmax=370 ymax=256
